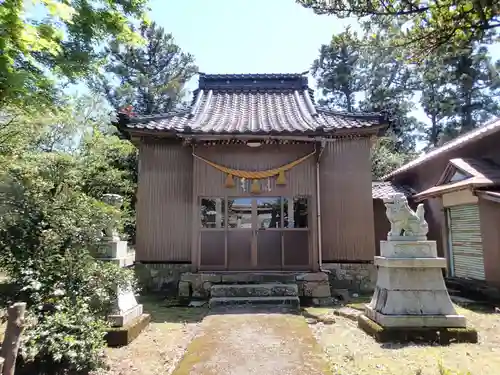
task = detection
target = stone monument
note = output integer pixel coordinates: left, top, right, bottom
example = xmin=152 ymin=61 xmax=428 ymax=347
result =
xmin=97 ymin=194 xmax=143 ymax=328
xmin=96 ymin=194 xmax=135 ymax=267
xmin=364 ymin=193 xmax=467 ymax=328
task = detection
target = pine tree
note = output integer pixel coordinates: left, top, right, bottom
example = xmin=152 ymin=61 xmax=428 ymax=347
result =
xmin=311 ymin=27 xmax=363 ymax=112
xmin=311 ymin=18 xmax=421 ymax=178
xmin=89 ymin=21 xmax=198 ymax=115
xmin=357 ymin=18 xmax=424 ymax=153
xmin=419 ymin=42 xmax=500 ymax=148
xmin=298 ymin=0 xmax=500 ymax=59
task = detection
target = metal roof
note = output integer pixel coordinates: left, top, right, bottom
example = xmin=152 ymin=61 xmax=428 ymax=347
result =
xmin=414 ymin=158 xmax=500 ymax=200
xmin=383 ymin=117 xmax=500 ymax=180
xmin=119 ymin=73 xmax=388 ymax=136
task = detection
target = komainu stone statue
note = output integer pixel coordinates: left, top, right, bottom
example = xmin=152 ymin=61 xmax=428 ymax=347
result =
xmin=383 ymin=193 xmax=428 ymax=240
xmin=102 ymin=193 xmax=124 ymax=242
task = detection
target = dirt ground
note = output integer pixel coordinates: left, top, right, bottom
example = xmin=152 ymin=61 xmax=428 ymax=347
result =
xmin=96 ymin=297 xmax=207 ymax=375
xmin=307 ymin=302 xmax=500 ymax=375
xmin=99 ymin=297 xmax=500 ymax=375
xmin=172 ymin=306 xmax=332 ymax=375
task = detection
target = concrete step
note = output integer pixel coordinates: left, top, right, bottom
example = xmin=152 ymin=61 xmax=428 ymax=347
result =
xmin=211 ymin=283 xmax=298 ymax=298
xmin=209 ymin=296 xmax=300 ymax=309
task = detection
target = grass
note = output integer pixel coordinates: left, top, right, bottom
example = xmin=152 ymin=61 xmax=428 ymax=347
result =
xmin=308 ymin=302 xmax=500 ymax=375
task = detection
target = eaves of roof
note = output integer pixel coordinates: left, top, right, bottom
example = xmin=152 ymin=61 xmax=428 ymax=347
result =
xmin=382 ymin=117 xmax=500 ymax=180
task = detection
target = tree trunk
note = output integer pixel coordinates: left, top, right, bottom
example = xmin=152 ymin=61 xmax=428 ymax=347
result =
xmin=1 ymin=302 xmax=27 ymax=375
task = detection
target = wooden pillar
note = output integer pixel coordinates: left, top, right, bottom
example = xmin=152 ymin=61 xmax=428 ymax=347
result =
xmin=1 ymin=302 xmax=26 ymax=375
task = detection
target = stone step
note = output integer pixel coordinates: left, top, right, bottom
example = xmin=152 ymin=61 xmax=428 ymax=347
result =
xmin=209 ymin=296 xmax=300 ymax=309
xmin=205 ymin=273 xmax=298 ymax=284
xmin=211 ymin=283 xmax=298 ymax=298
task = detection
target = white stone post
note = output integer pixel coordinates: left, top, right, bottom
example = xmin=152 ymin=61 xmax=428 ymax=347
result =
xmin=97 ymin=194 xmax=143 ymax=328
xmin=364 ymin=193 xmax=466 ymax=328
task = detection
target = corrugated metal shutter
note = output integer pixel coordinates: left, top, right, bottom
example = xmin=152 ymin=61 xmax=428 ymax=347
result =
xmin=449 ymin=204 xmax=485 ymax=280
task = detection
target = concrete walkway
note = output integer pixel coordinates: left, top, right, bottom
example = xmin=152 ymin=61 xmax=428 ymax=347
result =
xmin=172 ymin=307 xmax=332 ymax=375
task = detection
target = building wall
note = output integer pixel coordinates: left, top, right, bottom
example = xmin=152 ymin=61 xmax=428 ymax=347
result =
xmin=136 ymin=137 xmax=377 ymax=269
xmin=478 ymin=198 xmax=500 ymax=287
xmin=192 ymin=142 xmax=318 ymax=270
xmin=442 ymin=189 xmax=478 ymax=207
xmin=389 ymin=132 xmax=500 ymax=257
xmin=373 ymin=199 xmax=390 ymax=256
xmin=320 ymin=137 xmax=375 ymax=261
xmin=136 ymin=140 xmax=193 ymax=262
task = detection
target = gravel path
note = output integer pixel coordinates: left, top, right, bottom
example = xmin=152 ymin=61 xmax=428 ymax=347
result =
xmin=172 ymin=306 xmax=332 ymax=375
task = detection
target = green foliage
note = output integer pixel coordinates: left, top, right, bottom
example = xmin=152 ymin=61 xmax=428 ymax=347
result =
xmin=80 ymin=130 xmax=138 ymax=242
xmin=437 ymin=361 xmax=472 ymax=375
xmin=371 ymin=137 xmax=415 ymax=179
xmin=0 ymin=95 xmax=114 ymax=164
xmin=0 ymin=0 xmax=149 ymax=111
xmin=0 ymin=149 xmax=137 ymax=373
xmin=90 ymin=21 xmax=198 ymax=115
xmin=19 ymin=300 xmax=108 ymax=374
xmin=419 ymin=43 xmax=500 ymax=147
xmin=311 ymin=26 xmax=362 ymax=112
xmin=311 ymin=18 xmax=423 ymax=176
xmin=312 ymin=13 xmax=499 ymax=168
xmin=297 ymin=0 xmax=500 ymax=59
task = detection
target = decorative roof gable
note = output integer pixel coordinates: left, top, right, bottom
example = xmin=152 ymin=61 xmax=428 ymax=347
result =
xmin=435 ymin=162 xmax=473 ymax=186
xmin=117 ymin=72 xmax=390 ymax=137
xmin=414 ymin=158 xmax=500 ymax=200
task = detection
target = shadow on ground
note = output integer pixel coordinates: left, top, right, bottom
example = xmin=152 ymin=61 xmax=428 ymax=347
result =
xmin=456 ymin=302 xmax=499 ymax=314
xmin=139 ymin=295 xmax=208 ymax=324
xmin=208 ymin=305 xmax=301 ymax=316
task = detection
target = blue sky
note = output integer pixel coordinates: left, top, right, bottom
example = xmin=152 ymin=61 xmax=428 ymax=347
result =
xmin=149 ymin=0 xmax=352 ymax=75
xmin=149 ymin=0 xmax=499 ymax=128
xmin=59 ymin=0 xmax=499 ymax=130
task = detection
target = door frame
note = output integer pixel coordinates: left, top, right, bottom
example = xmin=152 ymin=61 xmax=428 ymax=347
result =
xmin=197 ymin=195 xmax=311 ymax=271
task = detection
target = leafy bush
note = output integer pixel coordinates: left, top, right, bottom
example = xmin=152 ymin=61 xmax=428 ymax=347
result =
xmin=18 ymin=300 xmax=108 ymax=375
xmin=0 ymin=152 xmax=137 ymax=373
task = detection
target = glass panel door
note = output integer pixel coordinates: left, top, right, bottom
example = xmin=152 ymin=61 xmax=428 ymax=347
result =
xmin=227 ymin=198 xmax=254 ymax=270
xmin=199 ymin=196 xmax=310 ymax=271
xmin=255 ymin=197 xmax=283 ymax=269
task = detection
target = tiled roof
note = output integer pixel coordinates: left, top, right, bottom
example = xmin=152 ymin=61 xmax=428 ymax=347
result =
xmin=120 ymin=73 xmax=388 ymax=136
xmin=383 ymin=117 xmax=500 ymax=180
xmin=372 ymin=181 xmax=415 ymax=200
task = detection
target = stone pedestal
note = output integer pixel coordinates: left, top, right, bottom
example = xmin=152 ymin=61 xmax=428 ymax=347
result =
xmin=97 ymin=193 xmax=150 ymax=346
xmin=96 ymin=239 xmax=143 ymax=328
xmin=107 ymin=287 xmax=144 ymax=327
xmin=96 ymin=240 xmax=135 ymax=267
xmin=365 ymin=240 xmax=466 ymax=328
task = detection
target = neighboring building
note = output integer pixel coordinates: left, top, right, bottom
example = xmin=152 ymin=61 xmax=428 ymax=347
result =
xmin=117 ymin=72 xmax=391 ymax=294
xmin=383 ymin=118 xmax=500 ymax=288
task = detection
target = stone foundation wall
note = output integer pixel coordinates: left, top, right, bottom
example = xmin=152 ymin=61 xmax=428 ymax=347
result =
xmin=178 ymin=272 xmax=333 ymax=305
xmin=134 ymin=263 xmax=191 ymax=296
xmin=322 ymin=263 xmax=377 ymax=294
